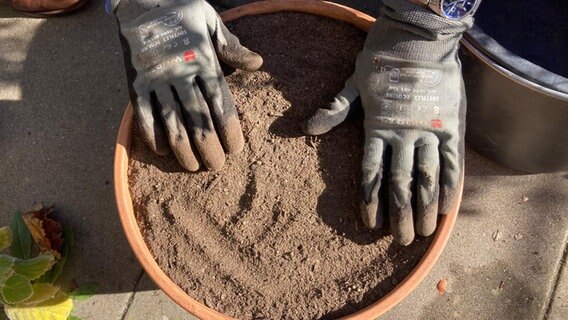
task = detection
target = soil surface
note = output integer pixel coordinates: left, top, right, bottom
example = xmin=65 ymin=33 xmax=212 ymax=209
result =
xmin=129 ymin=13 xmax=432 ymax=320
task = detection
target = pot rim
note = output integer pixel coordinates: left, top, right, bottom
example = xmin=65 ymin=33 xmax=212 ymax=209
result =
xmin=114 ymin=1 xmax=463 ymax=319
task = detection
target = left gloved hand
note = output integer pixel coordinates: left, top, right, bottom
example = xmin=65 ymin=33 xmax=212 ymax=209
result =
xmin=110 ymin=0 xmax=262 ymax=171
xmin=304 ymin=0 xmax=473 ymax=245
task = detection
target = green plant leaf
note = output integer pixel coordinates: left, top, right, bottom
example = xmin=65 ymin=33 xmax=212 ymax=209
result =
xmin=68 ymin=283 xmax=98 ymax=301
xmin=1 ymin=273 xmax=33 ymax=304
xmin=9 ymin=213 xmax=32 ymax=260
xmin=13 ymin=254 xmax=55 ymax=281
xmin=0 ymin=255 xmax=15 ymax=279
xmin=19 ymin=283 xmax=60 ymax=306
xmin=0 ymin=227 xmax=12 ymax=251
xmin=67 ymin=316 xmax=80 ymax=320
xmin=5 ymin=292 xmax=73 ymax=320
xmin=38 ymin=227 xmax=72 ymax=284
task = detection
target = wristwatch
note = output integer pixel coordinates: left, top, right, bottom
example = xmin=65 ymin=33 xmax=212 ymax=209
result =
xmin=409 ymin=0 xmax=481 ymax=20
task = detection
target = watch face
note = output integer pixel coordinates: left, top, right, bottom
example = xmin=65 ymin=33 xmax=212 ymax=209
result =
xmin=441 ymin=0 xmax=479 ymax=20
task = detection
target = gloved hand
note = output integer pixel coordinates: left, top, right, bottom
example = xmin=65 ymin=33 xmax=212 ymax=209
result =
xmin=304 ymin=0 xmax=473 ymax=245
xmin=110 ymin=0 xmax=263 ymax=171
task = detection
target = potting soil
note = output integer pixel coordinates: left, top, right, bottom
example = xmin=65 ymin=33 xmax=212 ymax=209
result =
xmin=129 ymin=13 xmax=432 ymax=320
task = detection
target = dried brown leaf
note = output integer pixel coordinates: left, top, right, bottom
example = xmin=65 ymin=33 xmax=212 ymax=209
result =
xmin=22 ymin=205 xmax=63 ymax=259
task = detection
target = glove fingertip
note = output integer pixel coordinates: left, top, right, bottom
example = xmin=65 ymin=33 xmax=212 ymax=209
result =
xmin=302 ymin=112 xmax=334 ymax=136
xmin=360 ymin=201 xmax=383 ymax=230
xmin=415 ymin=220 xmax=436 ymax=237
xmin=389 ymin=205 xmax=415 ymax=246
xmin=196 ymin=135 xmax=226 ymax=171
xmin=220 ymin=116 xmax=245 ymax=154
xmin=178 ymin=156 xmax=200 ymax=172
xmin=202 ymin=149 xmax=226 ymax=171
xmin=394 ymin=233 xmax=415 ymax=246
xmin=239 ymin=51 xmax=263 ymax=72
xmin=301 ymin=122 xmax=318 ymax=136
xmin=218 ymin=47 xmax=263 ymax=72
xmin=207 ymin=158 xmax=225 ymax=171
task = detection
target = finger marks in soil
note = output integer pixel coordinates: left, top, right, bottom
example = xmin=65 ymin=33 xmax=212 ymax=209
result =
xmin=179 ymin=214 xmax=275 ymax=300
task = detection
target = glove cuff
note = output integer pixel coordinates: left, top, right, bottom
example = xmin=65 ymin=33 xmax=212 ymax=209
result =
xmin=111 ymin=0 xmax=166 ymax=21
xmin=368 ymin=0 xmax=474 ymax=62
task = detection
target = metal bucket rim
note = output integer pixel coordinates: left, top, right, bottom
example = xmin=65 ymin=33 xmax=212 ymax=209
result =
xmin=464 ymin=25 xmax=568 ymax=99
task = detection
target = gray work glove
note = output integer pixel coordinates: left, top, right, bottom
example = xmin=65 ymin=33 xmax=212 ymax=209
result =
xmin=304 ymin=0 xmax=473 ymax=245
xmin=110 ymin=0 xmax=263 ymax=171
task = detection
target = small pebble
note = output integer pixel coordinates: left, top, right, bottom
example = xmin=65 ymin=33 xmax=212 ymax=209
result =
xmin=492 ymin=230 xmax=502 ymax=241
xmin=437 ymin=278 xmax=447 ymax=295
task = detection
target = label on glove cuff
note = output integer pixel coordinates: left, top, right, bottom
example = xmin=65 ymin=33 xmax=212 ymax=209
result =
xmin=359 ymin=54 xmax=462 ymax=133
xmin=120 ymin=4 xmax=212 ymax=82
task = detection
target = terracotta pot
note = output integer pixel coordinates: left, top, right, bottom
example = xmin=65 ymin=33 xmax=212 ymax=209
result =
xmin=114 ymin=1 xmax=463 ymax=319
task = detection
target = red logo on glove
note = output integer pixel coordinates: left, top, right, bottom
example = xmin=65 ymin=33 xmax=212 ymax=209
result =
xmin=184 ymin=50 xmax=196 ymax=62
xmin=431 ymin=119 xmax=443 ymax=129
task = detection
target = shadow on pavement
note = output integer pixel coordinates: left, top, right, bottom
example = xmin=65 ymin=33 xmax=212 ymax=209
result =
xmin=0 ymin=0 xmax=142 ymax=295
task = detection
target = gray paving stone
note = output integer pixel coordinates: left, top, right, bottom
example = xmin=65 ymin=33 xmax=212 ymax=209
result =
xmin=124 ymin=273 xmax=197 ymax=320
xmin=73 ymin=292 xmax=135 ymax=320
xmin=382 ymin=149 xmax=568 ymax=320
xmin=1 ymin=2 xmax=141 ymax=319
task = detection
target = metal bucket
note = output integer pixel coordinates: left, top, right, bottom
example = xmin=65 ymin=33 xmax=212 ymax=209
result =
xmin=460 ymin=1 xmax=568 ymax=173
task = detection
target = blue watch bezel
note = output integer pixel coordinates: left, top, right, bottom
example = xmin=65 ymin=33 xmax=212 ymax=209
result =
xmin=432 ymin=0 xmax=481 ymax=20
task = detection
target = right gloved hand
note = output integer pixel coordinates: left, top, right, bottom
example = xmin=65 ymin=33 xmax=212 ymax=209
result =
xmin=304 ymin=0 xmax=472 ymax=245
xmin=110 ymin=0 xmax=263 ymax=171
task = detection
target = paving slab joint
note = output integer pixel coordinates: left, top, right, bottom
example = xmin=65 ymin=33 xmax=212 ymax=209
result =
xmin=120 ymin=269 xmax=145 ymax=320
xmin=543 ymin=231 xmax=568 ymax=320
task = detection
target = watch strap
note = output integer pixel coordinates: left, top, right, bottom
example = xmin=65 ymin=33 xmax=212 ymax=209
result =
xmin=368 ymin=0 xmax=473 ymax=61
